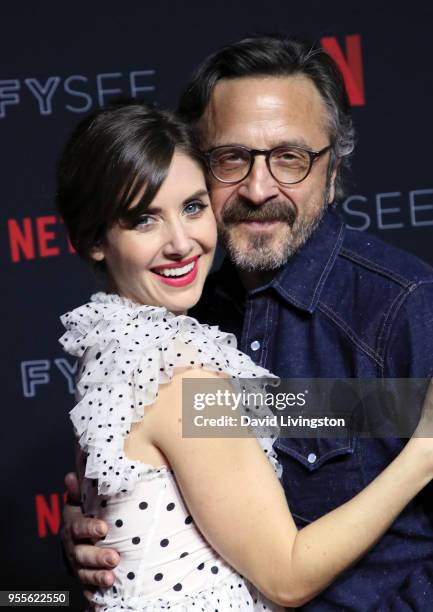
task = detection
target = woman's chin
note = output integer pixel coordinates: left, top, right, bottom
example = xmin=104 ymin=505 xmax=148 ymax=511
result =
xmin=165 ymin=295 xmax=201 ymax=315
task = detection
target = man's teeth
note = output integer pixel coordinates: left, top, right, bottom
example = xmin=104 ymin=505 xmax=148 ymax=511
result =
xmin=156 ymin=261 xmax=195 ymax=277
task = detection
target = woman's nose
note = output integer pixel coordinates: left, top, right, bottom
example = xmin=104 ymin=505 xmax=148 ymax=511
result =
xmin=162 ymin=223 xmax=194 ymax=259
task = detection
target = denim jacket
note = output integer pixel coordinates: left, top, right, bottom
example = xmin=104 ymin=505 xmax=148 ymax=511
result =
xmin=192 ymin=209 xmax=433 ymax=611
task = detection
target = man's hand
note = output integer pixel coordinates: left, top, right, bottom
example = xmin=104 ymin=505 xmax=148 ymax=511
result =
xmin=62 ymin=472 xmax=119 ymax=599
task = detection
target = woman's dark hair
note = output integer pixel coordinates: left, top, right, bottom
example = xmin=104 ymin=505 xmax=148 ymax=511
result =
xmin=56 ymin=102 xmax=204 ymax=265
xmin=178 ymin=34 xmax=355 ymax=199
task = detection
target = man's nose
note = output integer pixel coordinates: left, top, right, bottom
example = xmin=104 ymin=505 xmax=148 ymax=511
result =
xmin=237 ymin=155 xmax=279 ymax=205
xmin=162 ymin=222 xmax=194 ymax=258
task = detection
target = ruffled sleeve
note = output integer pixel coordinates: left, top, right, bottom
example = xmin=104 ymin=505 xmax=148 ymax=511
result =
xmin=59 ymin=292 xmax=281 ymax=495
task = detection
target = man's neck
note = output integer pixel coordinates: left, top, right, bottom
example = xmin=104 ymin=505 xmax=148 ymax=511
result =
xmin=237 ymin=268 xmax=280 ymax=291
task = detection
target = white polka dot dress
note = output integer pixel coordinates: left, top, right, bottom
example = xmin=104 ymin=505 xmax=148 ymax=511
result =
xmin=60 ymin=292 xmax=284 ymax=612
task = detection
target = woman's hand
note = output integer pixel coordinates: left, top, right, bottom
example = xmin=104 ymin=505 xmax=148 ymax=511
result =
xmin=407 ymin=378 xmax=433 ymax=472
xmin=414 ymin=378 xmax=433 ymax=436
xmin=62 ymin=472 xmax=119 ymax=599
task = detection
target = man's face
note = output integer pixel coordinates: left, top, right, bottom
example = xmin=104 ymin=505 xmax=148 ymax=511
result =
xmin=200 ymin=76 xmax=336 ymax=271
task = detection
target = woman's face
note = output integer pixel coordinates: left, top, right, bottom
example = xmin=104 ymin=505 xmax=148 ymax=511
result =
xmin=92 ymin=152 xmax=217 ymax=314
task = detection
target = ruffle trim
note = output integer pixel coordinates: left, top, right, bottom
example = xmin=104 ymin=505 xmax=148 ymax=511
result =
xmin=60 ymin=292 xmax=281 ymax=496
xmin=90 ymin=570 xmax=284 ymax=611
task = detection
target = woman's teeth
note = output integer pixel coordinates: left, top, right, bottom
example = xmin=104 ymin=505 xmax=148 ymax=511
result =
xmin=155 ymin=261 xmax=195 ymax=277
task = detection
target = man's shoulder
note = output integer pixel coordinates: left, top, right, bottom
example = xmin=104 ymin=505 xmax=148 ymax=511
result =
xmin=318 ymin=228 xmax=433 ymax=354
xmin=331 ymin=229 xmax=433 ymax=375
xmin=338 ymin=227 xmax=433 ymax=288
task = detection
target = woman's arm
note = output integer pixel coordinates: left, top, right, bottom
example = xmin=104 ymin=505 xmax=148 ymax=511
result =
xmin=142 ymin=370 xmax=433 ymax=608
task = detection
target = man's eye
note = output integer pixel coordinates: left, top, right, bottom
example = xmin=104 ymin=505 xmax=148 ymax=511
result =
xmin=183 ymin=200 xmax=208 ymax=215
xmin=218 ymin=153 xmax=244 ymax=165
xmin=277 ymin=150 xmax=299 ymax=161
xmin=274 ymin=149 xmax=307 ymax=164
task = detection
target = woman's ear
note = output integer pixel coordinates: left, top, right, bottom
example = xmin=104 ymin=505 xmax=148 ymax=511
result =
xmin=90 ymin=244 xmax=105 ymax=262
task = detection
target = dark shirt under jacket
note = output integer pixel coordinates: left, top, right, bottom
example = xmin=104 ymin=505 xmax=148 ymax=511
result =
xmin=191 ymin=209 xmax=433 ymax=612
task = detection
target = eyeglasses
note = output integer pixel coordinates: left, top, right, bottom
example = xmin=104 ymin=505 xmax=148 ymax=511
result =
xmin=204 ymin=144 xmax=332 ymax=185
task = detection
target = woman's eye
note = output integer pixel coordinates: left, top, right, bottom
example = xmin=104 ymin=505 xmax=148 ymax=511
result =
xmin=183 ymin=200 xmax=208 ymax=215
xmin=134 ymin=215 xmax=156 ymax=228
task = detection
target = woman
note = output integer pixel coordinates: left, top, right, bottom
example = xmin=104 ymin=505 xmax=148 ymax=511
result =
xmin=57 ymin=102 xmax=433 ymax=611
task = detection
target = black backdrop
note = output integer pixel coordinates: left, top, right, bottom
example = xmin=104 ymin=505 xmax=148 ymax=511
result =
xmin=1 ymin=2 xmax=432 ymax=609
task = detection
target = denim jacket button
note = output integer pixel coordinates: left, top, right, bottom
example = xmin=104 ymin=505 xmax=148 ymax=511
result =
xmin=307 ymin=452 xmax=317 ymax=464
xmin=250 ymin=340 xmax=261 ymax=351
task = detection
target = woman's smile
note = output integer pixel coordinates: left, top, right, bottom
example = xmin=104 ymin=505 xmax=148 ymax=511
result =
xmin=91 ymin=152 xmax=217 ymax=314
xmin=151 ymin=255 xmax=200 ymax=287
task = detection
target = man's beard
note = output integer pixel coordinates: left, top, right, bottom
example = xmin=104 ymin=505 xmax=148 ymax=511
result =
xmin=218 ymin=191 xmax=329 ymax=272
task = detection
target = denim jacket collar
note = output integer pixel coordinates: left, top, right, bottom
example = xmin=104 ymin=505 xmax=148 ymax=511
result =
xmin=249 ymin=209 xmax=346 ymax=313
xmin=211 ymin=209 xmax=345 ymax=315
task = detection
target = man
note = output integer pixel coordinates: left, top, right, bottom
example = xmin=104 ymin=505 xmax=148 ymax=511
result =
xmin=63 ymin=35 xmax=433 ymax=610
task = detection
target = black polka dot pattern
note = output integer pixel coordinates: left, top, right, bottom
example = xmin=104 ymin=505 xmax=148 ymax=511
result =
xmin=61 ymin=292 xmax=282 ymax=610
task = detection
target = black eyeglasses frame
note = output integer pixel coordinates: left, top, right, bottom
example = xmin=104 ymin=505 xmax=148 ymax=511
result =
xmin=204 ymin=144 xmax=333 ymax=185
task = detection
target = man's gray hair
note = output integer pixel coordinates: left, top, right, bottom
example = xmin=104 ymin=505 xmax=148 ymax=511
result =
xmin=178 ymin=34 xmax=356 ymax=201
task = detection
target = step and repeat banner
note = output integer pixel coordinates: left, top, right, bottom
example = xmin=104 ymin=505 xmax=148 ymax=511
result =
xmin=1 ymin=2 xmax=432 ymax=608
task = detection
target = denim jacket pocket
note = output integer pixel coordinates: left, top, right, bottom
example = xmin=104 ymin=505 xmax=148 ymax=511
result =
xmin=274 ymin=433 xmax=364 ymax=523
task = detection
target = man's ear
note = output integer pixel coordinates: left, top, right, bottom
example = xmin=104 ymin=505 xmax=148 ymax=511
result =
xmin=328 ymin=158 xmax=341 ymax=204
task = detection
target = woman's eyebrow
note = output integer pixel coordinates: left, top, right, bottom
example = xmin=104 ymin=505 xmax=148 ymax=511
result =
xmin=182 ymin=189 xmax=210 ymax=204
xmin=146 ymin=190 xmax=210 ymax=214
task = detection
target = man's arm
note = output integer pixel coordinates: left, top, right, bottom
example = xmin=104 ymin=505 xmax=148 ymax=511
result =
xmin=380 ymin=279 xmax=433 ymax=610
xmin=62 ymin=472 xmax=119 ymax=592
xmin=384 ymin=280 xmax=433 ymax=378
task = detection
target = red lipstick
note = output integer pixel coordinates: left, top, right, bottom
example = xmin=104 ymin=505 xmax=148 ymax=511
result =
xmin=151 ymin=256 xmax=199 ymax=287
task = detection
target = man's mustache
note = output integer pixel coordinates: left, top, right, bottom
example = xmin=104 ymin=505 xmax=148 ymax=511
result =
xmin=221 ymin=199 xmax=297 ymax=226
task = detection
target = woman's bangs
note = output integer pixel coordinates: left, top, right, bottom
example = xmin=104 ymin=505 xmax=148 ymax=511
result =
xmin=117 ymin=138 xmax=175 ymax=227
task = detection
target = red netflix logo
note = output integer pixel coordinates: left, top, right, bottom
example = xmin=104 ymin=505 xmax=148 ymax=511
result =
xmin=7 ymin=215 xmax=75 ymax=263
xmin=7 ymin=35 xmax=365 ymax=266
xmin=321 ymin=34 xmax=365 ymax=106
xmin=35 ymin=491 xmax=68 ymax=538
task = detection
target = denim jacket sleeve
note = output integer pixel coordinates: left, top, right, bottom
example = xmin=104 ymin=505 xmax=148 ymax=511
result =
xmin=374 ymin=561 xmax=433 ymax=612
xmin=383 ymin=280 xmax=433 ymax=378
xmin=379 ymin=279 xmax=433 ymax=611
